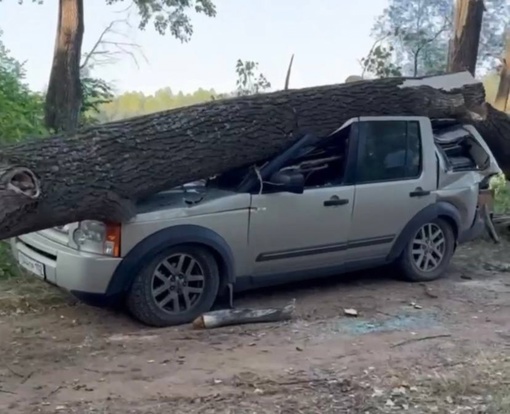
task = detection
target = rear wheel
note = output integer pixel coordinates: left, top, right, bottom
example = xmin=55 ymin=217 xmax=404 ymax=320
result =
xmin=126 ymin=245 xmax=220 ymax=327
xmin=398 ymin=218 xmax=455 ymax=282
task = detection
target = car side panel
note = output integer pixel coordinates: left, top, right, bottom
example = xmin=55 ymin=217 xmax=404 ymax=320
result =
xmin=120 ymin=194 xmax=252 ymax=279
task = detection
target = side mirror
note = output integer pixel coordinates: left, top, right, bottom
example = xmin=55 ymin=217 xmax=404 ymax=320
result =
xmin=268 ymin=170 xmax=305 ymax=194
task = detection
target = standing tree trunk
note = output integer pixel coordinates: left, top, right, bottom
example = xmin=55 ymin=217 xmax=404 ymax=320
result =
xmin=44 ymin=0 xmax=84 ymax=135
xmin=448 ymin=0 xmax=485 ymax=76
xmin=494 ymin=28 xmax=510 ymax=112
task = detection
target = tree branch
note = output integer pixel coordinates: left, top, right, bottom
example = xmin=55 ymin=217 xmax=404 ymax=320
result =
xmin=80 ymin=18 xmax=146 ymax=71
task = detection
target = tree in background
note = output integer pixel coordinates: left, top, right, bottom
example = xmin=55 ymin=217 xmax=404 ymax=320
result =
xmin=16 ymin=0 xmax=216 ymax=134
xmin=44 ymin=0 xmax=84 ymax=135
xmin=360 ymin=39 xmax=402 ymax=78
xmin=97 ymin=87 xmax=217 ymax=122
xmin=234 ymin=59 xmax=271 ymax=96
xmin=479 ymin=0 xmax=509 ymax=71
xmin=447 ymin=0 xmax=485 ymax=75
xmin=494 ymin=28 xmax=510 ymax=112
xmin=79 ymin=19 xmax=144 ymax=126
xmin=366 ymin=0 xmax=508 ymax=78
xmin=369 ymin=0 xmax=452 ymax=77
xmin=0 ymin=31 xmax=46 ymax=143
xmin=97 ymin=58 xmax=273 ymax=122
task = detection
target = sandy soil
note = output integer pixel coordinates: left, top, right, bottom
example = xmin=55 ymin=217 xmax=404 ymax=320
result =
xmin=1 ymin=238 xmax=510 ymax=413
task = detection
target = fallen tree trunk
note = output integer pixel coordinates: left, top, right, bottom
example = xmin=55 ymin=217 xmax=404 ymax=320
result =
xmin=0 ymin=71 xmax=506 ymax=240
xmin=467 ymin=103 xmax=510 ymax=175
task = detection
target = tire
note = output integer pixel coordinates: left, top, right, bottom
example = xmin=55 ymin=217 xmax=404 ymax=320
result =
xmin=397 ymin=218 xmax=456 ymax=282
xmin=126 ymin=244 xmax=220 ymax=327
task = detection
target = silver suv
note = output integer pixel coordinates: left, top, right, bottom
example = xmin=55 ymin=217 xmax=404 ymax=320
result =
xmin=11 ymin=116 xmax=501 ymax=327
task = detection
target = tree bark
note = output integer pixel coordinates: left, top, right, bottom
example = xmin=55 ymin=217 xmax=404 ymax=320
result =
xmin=0 ymin=72 xmax=506 ymax=241
xmin=448 ymin=0 xmax=485 ymax=76
xmin=44 ymin=0 xmax=84 ymax=135
xmin=494 ymin=28 xmax=510 ymax=112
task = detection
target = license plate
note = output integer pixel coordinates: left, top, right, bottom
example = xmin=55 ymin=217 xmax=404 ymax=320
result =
xmin=18 ymin=252 xmax=45 ymax=278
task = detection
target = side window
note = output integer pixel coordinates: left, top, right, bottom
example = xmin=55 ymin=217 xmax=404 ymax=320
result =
xmin=356 ymin=120 xmax=422 ymax=184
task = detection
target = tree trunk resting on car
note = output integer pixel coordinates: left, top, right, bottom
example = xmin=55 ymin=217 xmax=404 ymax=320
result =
xmin=0 ymin=71 xmax=508 ymax=241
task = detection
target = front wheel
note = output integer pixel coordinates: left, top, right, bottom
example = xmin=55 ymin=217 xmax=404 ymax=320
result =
xmin=126 ymin=245 xmax=220 ymax=327
xmin=397 ymin=218 xmax=456 ymax=282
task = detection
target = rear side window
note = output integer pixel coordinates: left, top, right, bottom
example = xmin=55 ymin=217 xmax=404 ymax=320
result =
xmin=355 ymin=120 xmax=422 ymax=184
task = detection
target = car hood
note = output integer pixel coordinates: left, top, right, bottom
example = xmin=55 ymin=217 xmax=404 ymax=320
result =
xmin=133 ymin=186 xmax=252 ymax=221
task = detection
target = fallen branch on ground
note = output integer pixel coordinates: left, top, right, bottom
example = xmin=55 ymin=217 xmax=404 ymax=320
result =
xmin=192 ymin=299 xmax=296 ymax=329
xmin=390 ymin=334 xmax=452 ymax=348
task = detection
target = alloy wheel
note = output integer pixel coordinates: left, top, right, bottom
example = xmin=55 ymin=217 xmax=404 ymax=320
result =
xmin=150 ymin=253 xmax=205 ymax=313
xmin=411 ymin=223 xmax=446 ymax=272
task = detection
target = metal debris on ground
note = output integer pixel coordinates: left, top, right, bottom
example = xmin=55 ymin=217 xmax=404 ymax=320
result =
xmin=343 ymin=308 xmax=358 ymax=317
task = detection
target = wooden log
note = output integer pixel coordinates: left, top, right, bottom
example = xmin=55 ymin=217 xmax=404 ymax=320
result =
xmin=192 ymin=299 xmax=296 ymax=329
xmin=467 ymin=103 xmax=510 ymax=176
xmin=0 ymin=71 xmax=502 ymax=241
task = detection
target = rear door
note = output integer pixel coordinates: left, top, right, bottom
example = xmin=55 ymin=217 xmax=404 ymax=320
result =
xmin=346 ymin=117 xmax=437 ymax=262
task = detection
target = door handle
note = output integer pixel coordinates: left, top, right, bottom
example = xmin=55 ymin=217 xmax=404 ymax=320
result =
xmin=324 ymin=195 xmax=349 ymax=207
xmin=409 ymin=187 xmax=431 ymax=197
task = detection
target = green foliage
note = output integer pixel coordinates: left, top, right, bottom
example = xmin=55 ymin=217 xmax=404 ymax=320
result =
xmin=0 ymin=242 xmax=20 ymax=280
xmin=7 ymin=0 xmax=216 ymax=42
xmin=97 ymin=87 xmax=217 ymax=122
xmin=361 ymin=43 xmax=402 ymax=78
xmin=235 ymin=59 xmax=271 ymax=96
xmin=0 ymin=31 xmax=46 ymax=143
xmin=79 ymin=61 xmax=115 ymax=126
xmin=80 ymin=76 xmax=114 ymax=126
xmin=491 ymin=173 xmax=510 ymax=213
xmin=96 ymin=58 xmax=272 ymax=121
xmin=105 ymin=0 xmax=216 ymax=41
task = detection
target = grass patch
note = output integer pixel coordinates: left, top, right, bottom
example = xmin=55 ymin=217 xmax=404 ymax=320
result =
xmin=0 ymin=241 xmax=71 ymax=314
xmin=0 ymin=240 xmax=21 ymax=280
xmin=491 ymin=173 xmax=510 ymax=214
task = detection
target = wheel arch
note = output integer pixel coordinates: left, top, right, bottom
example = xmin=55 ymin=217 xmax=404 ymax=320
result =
xmin=387 ymin=202 xmax=461 ymax=262
xmin=105 ymin=224 xmax=236 ymax=297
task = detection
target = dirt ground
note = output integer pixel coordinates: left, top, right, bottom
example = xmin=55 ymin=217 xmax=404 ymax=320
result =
xmin=1 ymin=237 xmax=510 ymax=413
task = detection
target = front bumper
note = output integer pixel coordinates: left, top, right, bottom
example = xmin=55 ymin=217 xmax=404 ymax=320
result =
xmin=11 ymin=232 xmax=122 ymax=295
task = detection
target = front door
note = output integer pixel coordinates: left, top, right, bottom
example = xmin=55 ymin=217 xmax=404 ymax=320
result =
xmin=347 ymin=117 xmax=436 ymax=262
xmin=248 ymin=185 xmax=355 ymax=276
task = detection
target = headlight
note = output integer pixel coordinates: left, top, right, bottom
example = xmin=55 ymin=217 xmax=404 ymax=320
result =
xmin=72 ymin=221 xmax=121 ymax=257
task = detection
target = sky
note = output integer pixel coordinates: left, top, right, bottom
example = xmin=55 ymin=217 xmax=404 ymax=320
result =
xmin=0 ymin=0 xmax=388 ymax=95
